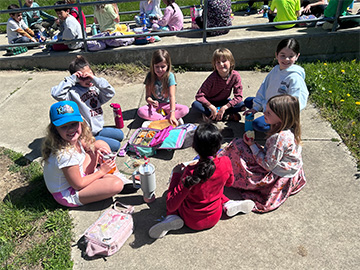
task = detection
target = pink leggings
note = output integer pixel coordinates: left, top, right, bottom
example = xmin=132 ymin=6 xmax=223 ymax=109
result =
xmin=137 ymin=103 xmax=189 ymax=121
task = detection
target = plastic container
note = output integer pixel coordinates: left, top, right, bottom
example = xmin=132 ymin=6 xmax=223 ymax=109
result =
xmin=102 ymin=152 xmax=117 ymax=174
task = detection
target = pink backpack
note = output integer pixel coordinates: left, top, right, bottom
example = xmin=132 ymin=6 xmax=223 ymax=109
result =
xmin=83 ymin=202 xmax=134 ymax=257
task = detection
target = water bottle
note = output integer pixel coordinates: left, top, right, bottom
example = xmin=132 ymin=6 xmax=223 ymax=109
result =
xmin=245 ymin=113 xmax=254 ymax=132
xmin=110 ymin=103 xmax=124 ymax=129
xmin=35 ymin=31 xmax=43 ymax=42
xmin=132 ymin=157 xmax=156 ymax=203
xmin=91 ymin=23 xmax=97 ymax=36
xmin=141 ymin=13 xmax=147 ymax=32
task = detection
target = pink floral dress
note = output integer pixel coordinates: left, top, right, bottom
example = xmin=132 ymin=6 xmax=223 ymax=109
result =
xmin=218 ymin=130 xmax=306 ymax=213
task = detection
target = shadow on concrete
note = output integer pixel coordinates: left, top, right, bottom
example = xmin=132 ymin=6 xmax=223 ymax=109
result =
xmin=24 ymin=137 xmax=43 ymax=161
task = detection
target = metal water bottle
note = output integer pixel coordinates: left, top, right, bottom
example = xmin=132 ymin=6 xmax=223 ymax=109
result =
xmin=245 ymin=113 xmax=254 ymax=132
xmin=132 ymin=157 xmax=156 ymax=203
xmin=110 ymin=103 xmax=124 ymax=129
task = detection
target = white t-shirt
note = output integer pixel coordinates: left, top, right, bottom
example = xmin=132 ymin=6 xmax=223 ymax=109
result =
xmin=6 ymin=17 xmax=29 ymax=43
xmin=43 ymin=142 xmax=85 ymax=193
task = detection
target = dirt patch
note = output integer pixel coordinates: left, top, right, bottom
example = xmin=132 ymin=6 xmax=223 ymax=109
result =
xmin=95 ymin=68 xmax=147 ymax=87
xmin=0 ymin=150 xmax=28 ymax=201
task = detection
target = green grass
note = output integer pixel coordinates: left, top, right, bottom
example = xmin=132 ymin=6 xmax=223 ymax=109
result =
xmin=302 ymin=60 xmax=360 ymax=168
xmin=0 ymin=148 xmax=73 ymax=269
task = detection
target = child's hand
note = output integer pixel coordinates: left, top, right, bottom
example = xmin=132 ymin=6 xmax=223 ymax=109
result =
xmin=215 ymin=106 xmax=226 ymax=121
xmin=169 ymin=115 xmax=178 ymax=126
xmin=75 ymin=71 xmax=94 ymax=81
xmin=209 ymin=105 xmax=218 ymax=120
xmin=147 ymin=98 xmax=159 ymax=108
xmin=243 ymin=133 xmax=255 ymax=146
xmin=99 ymin=159 xmax=116 ymax=174
xmin=172 ymin=163 xmax=185 ymax=174
xmin=243 ymin=108 xmax=257 ymax=116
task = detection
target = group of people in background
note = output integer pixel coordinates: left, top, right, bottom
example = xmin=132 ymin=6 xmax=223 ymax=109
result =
xmin=41 ymin=37 xmax=310 ymax=239
xmin=6 ymin=0 xmax=359 ymax=50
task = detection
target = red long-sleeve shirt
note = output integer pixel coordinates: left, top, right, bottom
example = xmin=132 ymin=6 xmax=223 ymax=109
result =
xmin=166 ymin=156 xmax=234 ymax=231
xmin=195 ymin=70 xmax=243 ymax=108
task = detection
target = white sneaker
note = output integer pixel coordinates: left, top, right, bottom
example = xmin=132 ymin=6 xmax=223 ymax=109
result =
xmin=142 ymin=120 xmax=153 ymax=128
xmin=224 ymin=200 xmax=255 ymax=217
xmin=178 ymin=118 xmax=184 ymax=125
xmin=149 ymin=215 xmax=184 ymax=239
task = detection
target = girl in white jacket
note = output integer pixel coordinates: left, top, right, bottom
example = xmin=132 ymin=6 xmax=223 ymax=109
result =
xmin=243 ymin=38 xmax=309 ymax=132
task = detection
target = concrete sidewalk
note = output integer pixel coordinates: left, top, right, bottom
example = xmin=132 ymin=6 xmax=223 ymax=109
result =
xmin=0 ymin=70 xmax=359 ymax=269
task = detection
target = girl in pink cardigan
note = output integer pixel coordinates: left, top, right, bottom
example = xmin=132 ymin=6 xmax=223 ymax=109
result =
xmin=152 ymin=0 xmax=183 ymax=31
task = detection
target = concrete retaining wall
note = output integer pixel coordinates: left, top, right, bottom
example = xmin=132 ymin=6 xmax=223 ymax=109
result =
xmin=0 ymin=29 xmax=359 ymax=70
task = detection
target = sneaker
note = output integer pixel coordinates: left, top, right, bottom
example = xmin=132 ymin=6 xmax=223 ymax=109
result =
xmin=149 ymin=215 xmax=184 ymax=239
xmin=223 ymin=200 xmax=255 ymax=217
xmin=178 ymin=118 xmax=184 ymax=125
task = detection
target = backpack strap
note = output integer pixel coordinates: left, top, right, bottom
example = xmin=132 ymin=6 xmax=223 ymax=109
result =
xmin=113 ymin=201 xmax=134 ymax=214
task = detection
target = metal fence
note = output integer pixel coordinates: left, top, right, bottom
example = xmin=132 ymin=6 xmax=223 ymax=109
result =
xmin=0 ymin=0 xmax=359 ymax=51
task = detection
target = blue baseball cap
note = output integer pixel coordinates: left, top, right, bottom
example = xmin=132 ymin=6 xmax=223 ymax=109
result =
xmin=50 ymin=101 xmax=83 ymax=126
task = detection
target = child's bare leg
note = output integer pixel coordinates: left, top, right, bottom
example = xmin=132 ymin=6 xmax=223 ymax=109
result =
xmin=78 ymin=174 xmax=124 ymax=205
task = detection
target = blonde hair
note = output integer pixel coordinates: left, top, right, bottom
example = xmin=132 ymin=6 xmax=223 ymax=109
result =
xmin=211 ymin=48 xmax=235 ymax=73
xmin=267 ymin=94 xmax=301 ymax=145
xmin=41 ymin=121 xmax=95 ymax=162
xmin=65 ymin=0 xmax=76 ymax=4
xmin=145 ymin=49 xmax=172 ymax=99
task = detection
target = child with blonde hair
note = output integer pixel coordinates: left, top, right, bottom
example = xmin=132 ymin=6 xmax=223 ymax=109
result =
xmin=219 ymin=94 xmax=307 ymax=213
xmin=137 ymin=49 xmax=189 ymax=126
xmin=42 ymin=101 xmax=130 ymax=207
xmin=192 ymin=48 xmax=244 ymax=121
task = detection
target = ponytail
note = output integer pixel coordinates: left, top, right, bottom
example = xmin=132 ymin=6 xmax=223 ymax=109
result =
xmin=183 ymin=157 xmax=215 ymax=188
xmin=183 ymin=123 xmax=222 ymax=188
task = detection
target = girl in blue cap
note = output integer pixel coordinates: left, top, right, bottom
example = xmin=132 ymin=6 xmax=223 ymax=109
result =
xmin=42 ymin=101 xmax=126 ymax=207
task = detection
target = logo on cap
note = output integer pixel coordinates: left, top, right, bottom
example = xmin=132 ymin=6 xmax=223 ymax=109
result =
xmin=56 ymin=104 xmax=75 ymax=115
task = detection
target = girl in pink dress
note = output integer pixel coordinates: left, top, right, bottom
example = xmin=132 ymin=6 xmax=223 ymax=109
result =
xmin=219 ymin=94 xmax=306 ymax=213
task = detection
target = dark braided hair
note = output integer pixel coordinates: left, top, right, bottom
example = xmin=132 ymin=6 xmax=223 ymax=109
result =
xmin=184 ymin=123 xmax=223 ymax=188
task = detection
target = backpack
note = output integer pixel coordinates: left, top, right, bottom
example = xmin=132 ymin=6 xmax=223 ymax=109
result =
xmin=118 ymin=124 xmax=197 ymax=157
xmin=83 ymin=202 xmax=134 ymax=258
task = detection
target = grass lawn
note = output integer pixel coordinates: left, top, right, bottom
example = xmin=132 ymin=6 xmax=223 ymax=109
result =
xmin=302 ymin=60 xmax=360 ymax=167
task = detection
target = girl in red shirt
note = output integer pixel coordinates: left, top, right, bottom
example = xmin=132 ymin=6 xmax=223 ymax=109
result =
xmin=149 ymin=123 xmax=255 ymax=239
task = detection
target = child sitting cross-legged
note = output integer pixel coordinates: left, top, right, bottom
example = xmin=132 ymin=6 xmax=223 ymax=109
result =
xmin=148 ymin=123 xmax=255 ymax=239
xmin=6 ymin=4 xmax=38 ymax=47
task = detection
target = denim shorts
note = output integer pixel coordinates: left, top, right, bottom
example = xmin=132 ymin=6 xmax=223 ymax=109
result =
xmin=52 ymin=187 xmax=83 ymax=207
